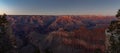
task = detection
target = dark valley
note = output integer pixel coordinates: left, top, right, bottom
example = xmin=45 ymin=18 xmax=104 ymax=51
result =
xmin=4 ymin=15 xmax=115 ymax=53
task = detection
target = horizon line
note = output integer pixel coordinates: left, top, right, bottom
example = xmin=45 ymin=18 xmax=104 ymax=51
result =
xmin=0 ymin=14 xmax=115 ymax=16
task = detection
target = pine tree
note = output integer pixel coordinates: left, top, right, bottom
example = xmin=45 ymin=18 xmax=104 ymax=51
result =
xmin=106 ymin=9 xmax=120 ymax=53
xmin=116 ymin=9 xmax=120 ymax=18
xmin=0 ymin=13 xmax=16 ymax=53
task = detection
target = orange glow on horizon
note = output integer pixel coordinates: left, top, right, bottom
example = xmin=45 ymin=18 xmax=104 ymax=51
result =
xmin=0 ymin=9 xmax=7 ymax=15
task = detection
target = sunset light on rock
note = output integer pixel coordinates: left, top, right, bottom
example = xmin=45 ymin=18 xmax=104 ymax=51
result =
xmin=0 ymin=0 xmax=120 ymax=53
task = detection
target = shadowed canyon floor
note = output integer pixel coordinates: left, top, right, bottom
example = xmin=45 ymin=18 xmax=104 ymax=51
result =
xmin=6 ymin=15 xmax=115 ymax=53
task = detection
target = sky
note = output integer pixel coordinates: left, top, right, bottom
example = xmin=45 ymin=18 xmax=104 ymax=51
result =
xmin=0 ymin=0 xmax=120 ymax=15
